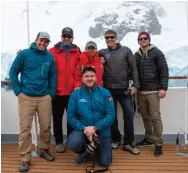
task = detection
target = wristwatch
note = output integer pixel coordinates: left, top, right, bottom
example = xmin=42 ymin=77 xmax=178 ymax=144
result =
xmin=94 ymin=126 xmax=98 ymax=132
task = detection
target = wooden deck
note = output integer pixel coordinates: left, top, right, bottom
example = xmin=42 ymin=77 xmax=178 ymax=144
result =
xmin=1 ymin=144 xmax=188 ymax=173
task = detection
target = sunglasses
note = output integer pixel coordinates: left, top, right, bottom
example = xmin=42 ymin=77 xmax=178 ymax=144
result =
xmin=138 ymin=37 xmax=148 ymax=41
xmin=62 ymin=35 xmax=72 ymax=39
xmin=105 ymin=36 xmax=115 ymax=39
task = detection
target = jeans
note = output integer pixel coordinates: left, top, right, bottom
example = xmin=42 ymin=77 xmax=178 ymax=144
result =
xmin=67 ymin=130 xmax=112 ymax=167
xmin=108 ymin=89 xmax=134 ymax=145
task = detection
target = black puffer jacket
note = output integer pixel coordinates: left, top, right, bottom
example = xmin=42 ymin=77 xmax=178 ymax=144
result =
xmin=98 ymin=43 xmax=139 ymax=89
xmin=134 ymin=44 xmax=169 ymax=91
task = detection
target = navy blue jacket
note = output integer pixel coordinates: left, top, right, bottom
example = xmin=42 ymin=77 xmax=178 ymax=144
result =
xmin=67 ymin=85 xmax=115 ymax=137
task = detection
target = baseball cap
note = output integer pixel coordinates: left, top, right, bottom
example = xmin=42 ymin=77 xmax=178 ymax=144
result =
xmin=85 ymin=41 xmax=97 ymax=50
xmin=62 ymin=27 xmax=73 ymax=37
xmin=36 ymin=32 xmax=51 ymax=42
xmin=82 ymin=66 xmax=96 ymax=75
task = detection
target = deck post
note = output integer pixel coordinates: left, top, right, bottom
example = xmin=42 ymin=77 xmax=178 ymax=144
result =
xmin=32 ymin=113 xmax=39 ymax=157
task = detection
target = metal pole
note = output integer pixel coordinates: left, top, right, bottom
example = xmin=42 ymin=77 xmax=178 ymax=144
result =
xmin=186 ymin=1 xmax=188 ymax=32
xmin=26 ymin=1 xmax=39 ymax=157
xmin=185 ymin=69 xmax=188 ymax=144
xmin=26 ymin=1 xmax=30 ymax=47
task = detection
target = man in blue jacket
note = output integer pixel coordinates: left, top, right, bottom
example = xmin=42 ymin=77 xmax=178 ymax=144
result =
xmin=9 ymin=32 xmax=57 ymax=172
xmin=67 ymin=66 xmax=115 ymax=167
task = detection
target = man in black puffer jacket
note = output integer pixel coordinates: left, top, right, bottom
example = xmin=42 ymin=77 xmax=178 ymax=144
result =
xmin=134 ymin=32 xmax=169 ymax=157
xmin=99 ymin=29 xmax=140 ymax=155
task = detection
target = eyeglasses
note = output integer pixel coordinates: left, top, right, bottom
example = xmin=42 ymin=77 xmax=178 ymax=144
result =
xmin=62 ymin=35 xmax=72 ymax=39
xmin=105 ymin=36 xmax=115 ymax=40
xmin=138 ymin=37 xmax=148 ymax=41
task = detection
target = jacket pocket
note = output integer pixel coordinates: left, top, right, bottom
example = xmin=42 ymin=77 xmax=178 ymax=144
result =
xmin=41 ymin=62 xmax=50 ymax=77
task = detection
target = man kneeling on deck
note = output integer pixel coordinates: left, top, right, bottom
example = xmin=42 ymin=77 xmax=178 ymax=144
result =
xmin=67 ymin=66 xmax=115 ymax=167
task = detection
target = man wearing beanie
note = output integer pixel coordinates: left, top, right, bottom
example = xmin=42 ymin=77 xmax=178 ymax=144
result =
xmin=74 ymin=41 xmax=104 ymax=88
xmin=9 ymin=32 xmax=57 ymax=172
xmin=98 ymin=29 xmax=140 ymax=155
xmin=49 ymin=27 xmax=81 ymax=153
xmin=134 ymin=31 xmax=169 ymax=156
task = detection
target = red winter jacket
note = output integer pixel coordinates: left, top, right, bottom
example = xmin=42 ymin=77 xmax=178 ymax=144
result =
xmin=49 ymin=42 xmax=80 ymax=96
xmin=74 ymin=52 xmax=104 ymax=88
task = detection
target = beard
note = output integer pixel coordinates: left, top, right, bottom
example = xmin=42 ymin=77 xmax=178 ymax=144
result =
xmin=63 ymin=40 xmax=72 ymax=45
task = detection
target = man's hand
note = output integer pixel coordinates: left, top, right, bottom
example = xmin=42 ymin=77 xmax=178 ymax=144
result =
xmin=128 ymin=87 xmax=137 ymax=95
xmin=84 ymin=126 xmax=96 ymax=138
xmin=74 ymin=87 xmax=80 ymax=90
xmin=17 ymin=93 xmax=24 ymax=99
xmin=17 ymin=49 xmax=22 ymax=55
xmin=99 ymin=57 xmax=105 ymax=64
xmin=87 ymin=133 xmax=97 ymax=142
xmin=158 ymin=90 xmax=166 ymax=98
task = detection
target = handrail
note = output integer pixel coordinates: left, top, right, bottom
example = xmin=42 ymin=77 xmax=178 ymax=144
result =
xmin=169 ymin=76 xmax=187 ymax=79
xmin=1 ymin=76 xmax=188 ymax=87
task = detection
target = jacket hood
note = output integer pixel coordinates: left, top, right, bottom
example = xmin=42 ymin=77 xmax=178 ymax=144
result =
xmin=30 ymin=42 xmax=48 ymax=54
xmin=137 ymin=44 xmax=156 ymax=57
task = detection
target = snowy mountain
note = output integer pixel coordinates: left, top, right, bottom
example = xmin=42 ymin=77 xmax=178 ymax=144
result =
xmin=1 ymin=1 xmax=188 ymax=87
xmin=89 ymin=1 xmax=162 ymax=40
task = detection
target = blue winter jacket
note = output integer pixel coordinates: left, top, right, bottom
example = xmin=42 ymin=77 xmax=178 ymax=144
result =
xmin=67 ymin=85 xmax=115 ymax=137
xmin=9 ymin=42 xmax=57 ymax=97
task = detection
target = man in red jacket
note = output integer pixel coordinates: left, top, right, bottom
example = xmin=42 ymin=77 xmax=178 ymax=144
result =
xmin=49 ymin=27 xmax=81 ymax=153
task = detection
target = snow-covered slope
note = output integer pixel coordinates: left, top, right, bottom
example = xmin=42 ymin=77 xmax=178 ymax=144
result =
xmin=1 ymin=1 xmax=188 ymax=86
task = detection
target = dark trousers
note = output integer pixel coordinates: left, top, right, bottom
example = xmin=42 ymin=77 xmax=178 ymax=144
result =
xmin=52 ymin=95 xmax=72 ymax=144
xmin=108 ymin=89 xmax=134 ymax=145
xmin=67 ymin=130 xmax=112 ymax=167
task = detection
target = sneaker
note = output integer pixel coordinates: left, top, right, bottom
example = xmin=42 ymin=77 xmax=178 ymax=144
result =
xmin=75 ymin=155 xmax=86 ymax=165
xmin=154 ymin=146 xmax=163 ymax=157
xmin=123 ymin=144 xmax=140 ymax=155
xmin=111 ymin=141 xmax=121 ymax=149
xmin=39 ymin=150 xmax=55 ymax=161
xmin=136 ymin=138 xmax=154 ymax=146
xmin=19 ymin=161 xmax=30 ymax=172
xmin=56 ymin=143 xmax=65 ymax=153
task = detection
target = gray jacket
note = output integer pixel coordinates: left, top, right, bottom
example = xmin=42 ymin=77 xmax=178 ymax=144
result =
xmin=98 ymin=43 xmax=140 ymax=89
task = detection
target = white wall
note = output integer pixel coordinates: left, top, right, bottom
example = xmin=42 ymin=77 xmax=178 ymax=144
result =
xmin=1 ymin=88 xmax=188 ymax=135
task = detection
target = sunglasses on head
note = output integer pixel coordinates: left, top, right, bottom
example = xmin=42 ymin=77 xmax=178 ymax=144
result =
xmin=62 ymin=35 xmax=72 ymax=39
xmin=105 ymin=36 xmax=115 ymax=39
xmin=138 ymin=37 xmax=148 ymax=41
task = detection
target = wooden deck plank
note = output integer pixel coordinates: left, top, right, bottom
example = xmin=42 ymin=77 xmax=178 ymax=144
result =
xmin=1 ymin=144 xmax=188 ymax=173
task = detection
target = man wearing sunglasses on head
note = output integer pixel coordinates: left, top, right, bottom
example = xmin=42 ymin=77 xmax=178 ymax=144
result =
xmin=98 ymin=30 xmax=140 ymax=155
xmin=49 ymin=27 xmax=81 ymax=153
xmin=134 ymin=32 xmax=169 ymax=157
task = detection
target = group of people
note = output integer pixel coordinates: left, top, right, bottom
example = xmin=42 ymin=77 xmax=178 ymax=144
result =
xmin=9 ymin=27 xmax=169 ymax=172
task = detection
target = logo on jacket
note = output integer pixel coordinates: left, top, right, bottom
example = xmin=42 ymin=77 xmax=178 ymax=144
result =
xmin=108 ymin=96 xmax=113 ymax=101
xmin=79 ymin=98 xmax=88 ymax=102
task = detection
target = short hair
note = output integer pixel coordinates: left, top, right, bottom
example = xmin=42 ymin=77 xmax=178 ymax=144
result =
xmin=82 ymin=66 xmax=96 ymax=75
xmin=104 ymin=29 xmax=117 ymax=36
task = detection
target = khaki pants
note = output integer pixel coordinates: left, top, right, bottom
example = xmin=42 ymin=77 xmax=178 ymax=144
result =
xmin=138 ymin=93 xmax=163 ymax=146
xmin=18 ymin=94 xmax=52 ymax=161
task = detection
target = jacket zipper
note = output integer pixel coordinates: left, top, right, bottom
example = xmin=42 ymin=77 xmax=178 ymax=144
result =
xmin=64 ymin=52 xmax=68 ymax=95
xmin=89 ymin=89 xmax=95 ymax=125
xmin=41 ymin=62 xmax=44 ymax=76
xmin=140 ymin=55 xmax=144 ymax=87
